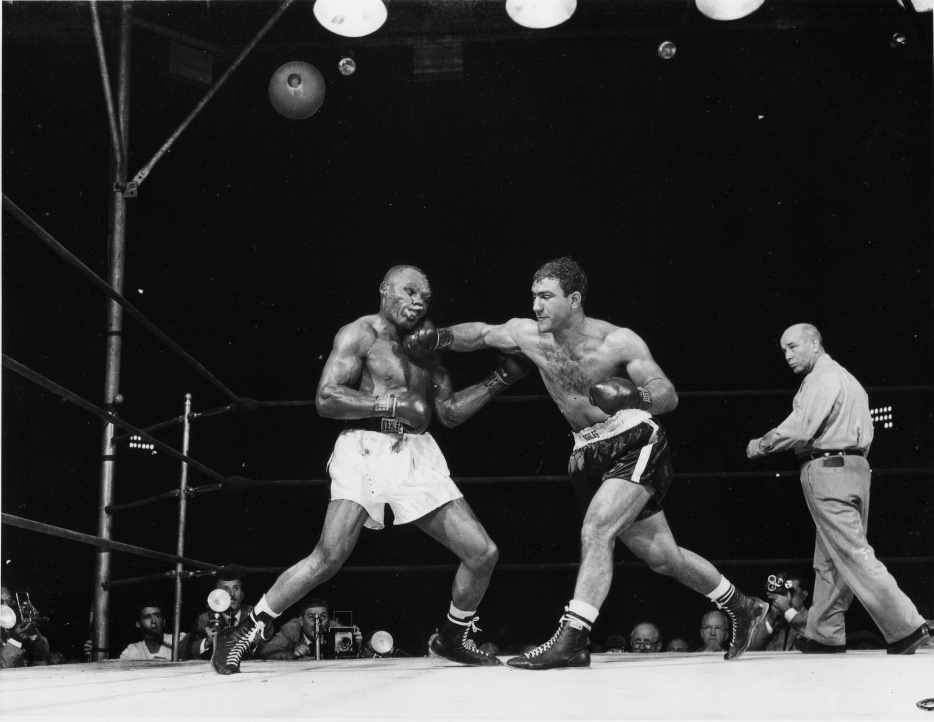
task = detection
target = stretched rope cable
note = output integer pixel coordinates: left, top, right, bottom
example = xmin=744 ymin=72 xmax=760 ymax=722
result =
xmin=2 ymin=354 xmax=228 ymax=485
xmin=2 ymin=194 xmax=239 ymax=402
xmin=1 ymin=513 xmax=224 ymax=572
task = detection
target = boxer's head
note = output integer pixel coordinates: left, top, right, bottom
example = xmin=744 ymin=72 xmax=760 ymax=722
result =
xmin=531 ymin=258 xmax=587 ymax=333
xmin=780 ymin=323 xmax=824 ymax=376
xmin=380 ymin=265 xmax=431 ymax=331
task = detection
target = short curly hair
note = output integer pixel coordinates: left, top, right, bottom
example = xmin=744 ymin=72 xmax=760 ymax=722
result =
xmin=532 ymin=257 xmax=587 ymax=303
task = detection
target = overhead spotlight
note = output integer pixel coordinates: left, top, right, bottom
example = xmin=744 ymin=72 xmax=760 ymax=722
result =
xmin=896 ymin=0 xmax=933 ymax=10
xmin=695 ymin=0 xmax=766 ymax=21
xmin=313 ymin=0 xmax=387 ymax=38
xmin=506 ymin=0 xmax=577 ymax=29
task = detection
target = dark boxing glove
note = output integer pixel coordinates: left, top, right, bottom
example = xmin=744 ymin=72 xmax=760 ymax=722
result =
xmin=403 ymin=327 xmax=454 ymax=359
xmin=375 ymin=391 xmax=430 ymax=434
xmin=588 ymin=377 xmax=652 ymax=414
xmin=483 ymin=354 xmax=533 ymax=396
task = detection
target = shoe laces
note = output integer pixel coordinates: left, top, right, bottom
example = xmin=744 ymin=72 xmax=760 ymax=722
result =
xmin=716 ymin=603 xmax=739 ymax=648
xmin=523 ymin=615 xmax=569 ymax=659
xmin=225 ymin=623 xmax=261 ymax=665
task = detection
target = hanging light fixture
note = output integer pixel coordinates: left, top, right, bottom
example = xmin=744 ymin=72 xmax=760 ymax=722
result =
xmin=313 ymin=0 xmax=387 ymax=38
xmin=695 ymin=0 xmax=765 ymax=21
xmin=506 ymin=0 xmax=577 ymax=29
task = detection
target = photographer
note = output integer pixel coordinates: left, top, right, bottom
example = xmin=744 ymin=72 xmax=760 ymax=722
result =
xmin=181 ymin=570 xmax=268 ymax=660
xmin=261 ymin=597 xmax=361 ymax=661
xmin=750 ymin=571 xmax=810 ymax=651
xmin=1 ymin=585 xmax=51 ymax=668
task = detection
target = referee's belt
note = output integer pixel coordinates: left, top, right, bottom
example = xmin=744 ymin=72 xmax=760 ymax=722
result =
xmin=346 ymin=418 xmax=423 ymax=435
xmin=799 ymin=449 xmax=865 ymax=465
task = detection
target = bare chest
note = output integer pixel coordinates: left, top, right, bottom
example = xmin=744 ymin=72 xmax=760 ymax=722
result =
xmin=364 ymin=338 xmax=431 ymax=393
xmin=537 ymin=340 xmax=620 ymax=396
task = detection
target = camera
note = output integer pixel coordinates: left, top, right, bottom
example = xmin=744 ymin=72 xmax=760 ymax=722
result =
xmin=766 ymin=574 xmax=793 ymax=594
xmin=327 ymin=611 xmax=361 ymax=659
xmin=329 ymin=627 xmax=358 ymax=658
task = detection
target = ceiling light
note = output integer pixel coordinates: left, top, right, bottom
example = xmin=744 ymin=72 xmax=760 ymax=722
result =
xmin=314 ymin=0 xmax=387 ymax=38
xmin=506 ymin=0 xmax=577 ymax=29
xmin=695 ymin=0 xmax=765 ymax=21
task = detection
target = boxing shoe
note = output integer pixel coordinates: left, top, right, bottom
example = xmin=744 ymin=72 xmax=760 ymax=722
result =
xmin=211 ymin=613 xmax=267 ymax=675
xmin=430 ymin=615 xmax=502 ymax=666
xmin=717 ymin=589 xmax=769 ymax=660
xmin=887 ymin=624 xmax=931 ymax=655
xmin=506 ymin=611 xmax=591 ymax=670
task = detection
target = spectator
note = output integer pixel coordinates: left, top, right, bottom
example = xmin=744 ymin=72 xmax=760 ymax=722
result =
xmin=629 ymin=622 xmax=662 ymax=653
xmin=603 ymin=634 xmax=628 ymax=653
xmin=750 ymin=571 xmax=810 ymax=651
xmin=0 ymin=585 xmax=50 ymax=668
xmin=182 ymin=570 xmax=268 ymax=660
xmin=697 ymin=610 xmax=730 ymax=653
xmin=261 ymin=597 xmax=359 ymax=660
xmin=665 ymin=637 xmax=690 ymax=653
xmin=118 ymin=602 xmax=186 ymax=661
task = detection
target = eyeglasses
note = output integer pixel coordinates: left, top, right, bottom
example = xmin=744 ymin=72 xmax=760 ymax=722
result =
xmin=631 ymin=639 xmax=659 ymax=648
xmin=701 ymin=626 xmax=727 ymax=633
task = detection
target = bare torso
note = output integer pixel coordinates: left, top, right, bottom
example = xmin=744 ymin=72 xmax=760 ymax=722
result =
xmin=354 ymin=315 xmax=435 ymax=402
xmin=511 ymin=317 xmax=637 ymax=431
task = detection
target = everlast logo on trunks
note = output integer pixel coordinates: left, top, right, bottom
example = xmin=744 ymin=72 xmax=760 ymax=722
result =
xmin=380 ymin=418 xmax=405 ymax=434
xmin=583 ymin=429 xmax=600 ymax=441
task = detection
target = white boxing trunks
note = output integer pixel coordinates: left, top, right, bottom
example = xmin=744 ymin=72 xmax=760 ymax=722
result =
xmin=327 ymin=429 xmax=463 ymax=530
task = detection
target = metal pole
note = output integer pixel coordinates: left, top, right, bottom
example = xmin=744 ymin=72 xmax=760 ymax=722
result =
xmin=171 ymin=394 xmax=192 ymax=662
xmin=129 ymin=0 xmax=296 ymax=192
xmin=91 ymin=2 xmax=132 ymax=663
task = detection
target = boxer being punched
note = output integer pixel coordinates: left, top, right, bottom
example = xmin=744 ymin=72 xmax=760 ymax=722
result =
xmin=213 ymin=265 xmax=529 ymax=674
xmin=406 ymin=257 xmax=768 ymax=669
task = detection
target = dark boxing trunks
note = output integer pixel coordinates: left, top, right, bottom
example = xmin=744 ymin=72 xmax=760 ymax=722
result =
xmin=568 ymin=416 xmax=673 ymax=522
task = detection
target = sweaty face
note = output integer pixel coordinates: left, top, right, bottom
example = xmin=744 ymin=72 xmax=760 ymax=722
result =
xmin=138 ymin=607 xmax=165 ymax=639
xmin=531 ymin=277 xmax=574 ymax=334
xmin=630 ymin=624 xmax=661 ymax=653
xmin=700 ymin=612 xmax=729 ymax=647
xmin=382 ymin=269 xmax=431 ymax=331
xmin=300 ymin=606 xmax=330 ymax=639
xmin=218 ymin=579 xmax=243 ymax=613
xmin=780 ymin=328 xmax=819 ymax=376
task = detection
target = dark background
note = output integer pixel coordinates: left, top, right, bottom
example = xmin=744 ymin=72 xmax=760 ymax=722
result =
xmin=2 ymin=0 xmax=932 ymax=660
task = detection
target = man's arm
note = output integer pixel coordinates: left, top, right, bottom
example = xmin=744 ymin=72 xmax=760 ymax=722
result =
xmin=589 ymin=329 xmax=678 ymax=416
xmin=431 ymin=355 xmax=532 ymax=428
xmin=315 ymin=322 xmax=375 ymax=420
xmin=747 ymin=375 xmax=839 ymax=459
xmin=404 ymin=319 xmax=529 ymax=355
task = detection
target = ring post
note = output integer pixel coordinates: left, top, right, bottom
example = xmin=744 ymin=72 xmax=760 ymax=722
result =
xmin=171 ymin=394 xmax=193 ymax=662
xmin=92 ymin=1 xmax=132 ymax=663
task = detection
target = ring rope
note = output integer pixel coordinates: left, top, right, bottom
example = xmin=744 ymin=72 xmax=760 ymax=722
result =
xmin=3 ymin=353 xmax=228 ymax=485
xmin=2 ymin=193 xmax=239 ymax=402
xmin=3 ymin=514 xmax=929 ymax=582
xmin=1 ymin=513 xmax=224 ymax=573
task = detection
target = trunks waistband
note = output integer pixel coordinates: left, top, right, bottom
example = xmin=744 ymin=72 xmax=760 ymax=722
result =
xmin=572 ymin=409 xmax=653 ymax=451
xmin=345 ymin=418 xmax=425 ymax=435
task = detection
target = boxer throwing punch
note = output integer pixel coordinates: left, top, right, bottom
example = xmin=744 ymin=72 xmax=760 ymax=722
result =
xmin=406 ymin=257 xmax=768 ymax=669
xmin=213 ymin=265 xmax=530 ymax=674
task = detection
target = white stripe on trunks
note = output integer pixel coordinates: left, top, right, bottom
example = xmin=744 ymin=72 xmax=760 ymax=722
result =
xmin=630 ymin=420 xmax=660 ymax=483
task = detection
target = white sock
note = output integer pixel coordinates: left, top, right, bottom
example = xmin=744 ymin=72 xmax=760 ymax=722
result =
xmin=705 ymin=576 xmax=733 ymax=603
xmin=568 ymin=599 xmax=600 ymax=625
xmin=449 ymin=603 xmax=476 ymax=621
xmin=253 ymin=596 xmax=281 ymax=619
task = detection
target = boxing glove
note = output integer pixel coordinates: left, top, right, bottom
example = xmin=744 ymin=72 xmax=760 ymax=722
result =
xmin=588 ymin=377 xmax=651 ymax=414
xmin=403 ymin=327 xmax=453 ymax=359
xmin=391 ymin=391 xmax=430 ymax=434
xmin=483 ymin=354 xmax=533 ymax=395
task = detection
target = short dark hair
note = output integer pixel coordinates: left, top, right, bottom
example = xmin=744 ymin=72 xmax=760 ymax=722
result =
xmin=215 ymin=565 xmax=246 ymax=583
xmin=298 ymin=596 xmax=330 ymax=616
xmin=533 ymin=257 xmax=588 ymax=303
xmin=136 ymin=601 xmax=163 ymax=619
